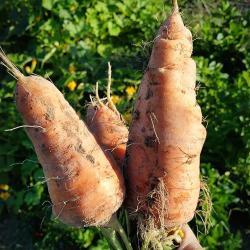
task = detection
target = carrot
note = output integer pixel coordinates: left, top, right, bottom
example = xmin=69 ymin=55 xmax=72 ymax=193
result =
xmin=125 ymin=0 xmax=206 ymax=239
xmin=0 ymin=50 xmax=125 ymax=227
xmin=86 ymin=63 xmax=128 ymax=166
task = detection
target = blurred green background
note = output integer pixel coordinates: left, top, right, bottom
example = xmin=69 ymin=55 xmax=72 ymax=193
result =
xmin=0 ymin=0 xmax=249 ymax=249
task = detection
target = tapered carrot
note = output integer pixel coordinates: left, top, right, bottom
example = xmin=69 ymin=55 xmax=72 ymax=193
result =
xmin=86 ymin=63 xmax=128 ymax=167
xmin=0 ymin=50 xmax=125 ymax=227
xmin=125 ymin=0 xmax=206 ymax=234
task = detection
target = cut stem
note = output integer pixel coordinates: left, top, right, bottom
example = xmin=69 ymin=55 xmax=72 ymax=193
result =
xmin=172 ymin=0 xmax=179 ymax=12
xmin=0 ymin=48 xmax=25 ymax=80
xmin=101 ymin=227 xmax=124 ymax=250
xmin=141 ymin=238 xmax=149 ymax=250
xmin=108 ymin=215 xmax=133 ymax=250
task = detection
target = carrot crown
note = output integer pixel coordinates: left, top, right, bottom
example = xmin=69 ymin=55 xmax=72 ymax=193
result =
xmin=0 ymin=48 xmax=25 ymax=81
xmin=172 ymin=0 xmax=179 ymax=13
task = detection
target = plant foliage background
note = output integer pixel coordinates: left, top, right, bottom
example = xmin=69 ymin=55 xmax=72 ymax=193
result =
xmin=0 ymin=0 xmax=249 ymax=249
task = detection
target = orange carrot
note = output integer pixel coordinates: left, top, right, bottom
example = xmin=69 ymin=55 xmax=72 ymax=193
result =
xmin=125 ymin=0 xmax=206 ymax=231
xmin=86 ymin=63 xmax=128 ymax=166
xmin=0 ymin=51 xmax=125 ymax=227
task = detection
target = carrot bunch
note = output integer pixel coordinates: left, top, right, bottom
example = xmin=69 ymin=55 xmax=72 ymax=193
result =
xmin=1 ymin=0 xmax=208 ymax=249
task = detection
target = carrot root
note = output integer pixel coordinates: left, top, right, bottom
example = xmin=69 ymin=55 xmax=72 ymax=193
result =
xmin=86 ymin=63 xmax=128 ymax=166
xmin=1 ymin=50 xmax=125 ymax=227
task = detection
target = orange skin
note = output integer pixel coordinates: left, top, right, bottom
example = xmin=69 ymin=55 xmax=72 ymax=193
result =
xmin=15 ymin=75 xmax=125 ymax=227
xmin=125 ymin=6 xmax=206 ymax=228
xmin=86 ymin=104 xmax=128 ymax=167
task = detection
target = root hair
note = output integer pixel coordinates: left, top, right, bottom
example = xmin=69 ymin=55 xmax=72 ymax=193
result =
xmin=4 ymin=125 xmax=46 ymax=132
xmin=95 ymin=81 xmax=104 ymax=107
xmin=137 ymin=179 xmax=184 ymax=249
xmin=195 ymin=176 xmax=212 ymax=234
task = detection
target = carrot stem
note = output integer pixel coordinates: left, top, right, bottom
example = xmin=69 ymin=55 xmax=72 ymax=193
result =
xmin=108 ymin=215 xmax=133 ymax=250
xmin=141 ymin=239 xmax=149 ymax=250
xmin=0 ymin=48 xmax=25 ymax=80
xmin=172 ymin=0 xmax=179 ymax=12
xmin=101 ymin=227 xmax=124 ymax=250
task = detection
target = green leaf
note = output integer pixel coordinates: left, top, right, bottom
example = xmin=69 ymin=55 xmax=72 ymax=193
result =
xmin=41 ymin=47 xmax=57 ymax=67
xmin=7 ymin=191 xmax=24 ymax=213
xmin=24 ymin=185 xmax=44 ymax=206
xmin=108 ymin=22 xmax=121 ymax=36
xmin=21 ymin=160 xmax=39 ymax=178
xmin=42 ymin=0 xmax=54 ymax=10
xmin=97 ymin=44 xmax=107 ymax=56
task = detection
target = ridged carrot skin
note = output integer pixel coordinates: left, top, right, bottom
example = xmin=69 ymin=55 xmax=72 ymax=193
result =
xmin=125 ymin=3 xmax=206 ymax=228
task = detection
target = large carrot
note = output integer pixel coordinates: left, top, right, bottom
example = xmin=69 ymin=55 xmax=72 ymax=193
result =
xmin=125 ymin=0 xmax=206 ymax=235
xmin=0 ymin=50 xmax=125 ymax=227
xmin=86 ymin=63 xmax=128 ymax=167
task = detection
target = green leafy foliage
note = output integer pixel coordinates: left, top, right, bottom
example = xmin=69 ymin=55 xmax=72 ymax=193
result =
xmin=0 ymin=0 xmax=249 ymax=249
xmin=197 ymin=164 xmax=242 ymax=249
